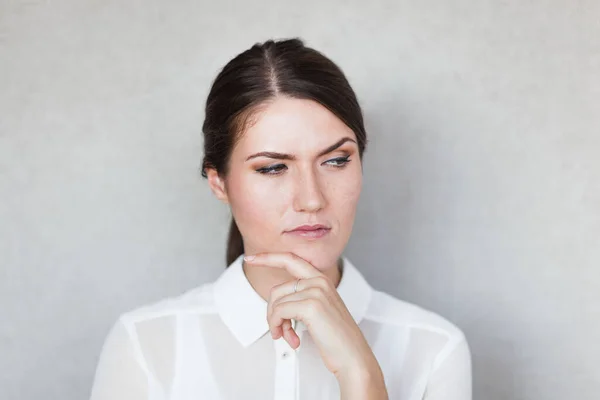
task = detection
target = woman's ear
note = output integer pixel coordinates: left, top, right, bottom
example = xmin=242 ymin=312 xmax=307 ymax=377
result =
xmin=206 ymin=168 xmax=229 ymax=204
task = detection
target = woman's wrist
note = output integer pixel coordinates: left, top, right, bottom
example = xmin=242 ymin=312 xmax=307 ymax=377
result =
xmin=336 ymin=356 xmax=389 ymax=400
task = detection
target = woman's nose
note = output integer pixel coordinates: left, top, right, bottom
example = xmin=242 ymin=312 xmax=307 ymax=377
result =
xmin=292 ymin=169 xmax=327 ymax=213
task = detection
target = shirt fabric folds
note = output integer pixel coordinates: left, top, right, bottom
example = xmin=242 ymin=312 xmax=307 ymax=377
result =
xmin=89 ymin=254 xmax=472 ymax=400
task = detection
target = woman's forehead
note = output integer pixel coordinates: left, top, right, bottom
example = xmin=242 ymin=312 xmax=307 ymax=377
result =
xmin=236 ymin=97 xmax=355 ymax=152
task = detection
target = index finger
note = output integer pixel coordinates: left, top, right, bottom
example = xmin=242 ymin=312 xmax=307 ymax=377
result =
xmin=243 ymin=252 xmax=323 ymax=279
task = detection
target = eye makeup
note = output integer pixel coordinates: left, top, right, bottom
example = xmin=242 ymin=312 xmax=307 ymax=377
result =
xmin=254 ymin=154 xmax=352 ymax=176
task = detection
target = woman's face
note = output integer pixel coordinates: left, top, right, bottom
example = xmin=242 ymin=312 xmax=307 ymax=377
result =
xmin=209 ymin=96 xmax=363 ymax=270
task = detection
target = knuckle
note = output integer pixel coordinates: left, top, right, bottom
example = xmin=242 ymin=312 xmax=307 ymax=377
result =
xmin=309 ymin=286 xmax=325 ymax=299
xmin=269 ymin=286 xmax=278 ymax=299
xmin=306 ymin=298 xmax=322 ymax=315
xmin=269 ymin=306 xmax=279 ymax=323
xmin=272 ymin=299 xmax=280 ymax=311
xmin=315 ymin=275 xmax=331 ymax=289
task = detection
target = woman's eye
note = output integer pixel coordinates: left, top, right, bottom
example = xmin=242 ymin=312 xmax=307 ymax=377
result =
xmin=256 ymin=156 xmax=350 ymax=175
xmin=256 ymin=164 xmax=287 ymax=175
xmin=324 ymin=155 xmax=351 ymax=167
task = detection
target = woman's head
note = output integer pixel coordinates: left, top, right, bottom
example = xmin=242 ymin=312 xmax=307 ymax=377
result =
xmin=201 ymin=38 xmax=367 ymax=269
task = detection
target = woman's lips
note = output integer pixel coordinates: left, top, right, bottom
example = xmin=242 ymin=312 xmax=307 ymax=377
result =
xmin=285 ymin=226 xmax=331 ymax=239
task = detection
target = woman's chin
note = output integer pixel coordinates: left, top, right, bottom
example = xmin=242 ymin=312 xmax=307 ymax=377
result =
xmin=248 ymin=244 xmax=343 ymax=271
xmin=287 ymin=249 xmax=341 ymax=271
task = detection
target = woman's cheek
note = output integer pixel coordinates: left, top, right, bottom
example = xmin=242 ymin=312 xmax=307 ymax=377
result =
xmin=332 ymin=167 xmax=362 ymax=204
xmin=232 ymin=180 xmax=284 ymax=245
xmin=334 ymin=171 xmax=362 ymax=228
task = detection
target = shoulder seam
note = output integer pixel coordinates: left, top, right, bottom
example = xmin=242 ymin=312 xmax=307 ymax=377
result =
xmin=124 ymin=305 xmax=218 ymax=323
xmin=117 ymin=315 xmax=154 ymax=380
xmin=362 ymin=314 xmax=456 ymax=338
xmin=120 ymin=284 xmax=216 ymax=323
xmin=365 ymin=290 xmax=462 ymax=338
xmin=430 ymin=330 xmax=467 ymax=372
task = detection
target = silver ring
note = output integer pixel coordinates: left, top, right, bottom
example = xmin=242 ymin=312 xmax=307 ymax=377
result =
xmin=293 ymin=278 xmax=301 ymax=293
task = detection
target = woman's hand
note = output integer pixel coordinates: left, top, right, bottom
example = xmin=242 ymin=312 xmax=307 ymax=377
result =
xmin=243 ymin=251 xmax=386 ymax=389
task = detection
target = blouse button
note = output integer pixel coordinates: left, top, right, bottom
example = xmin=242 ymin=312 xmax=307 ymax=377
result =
xmin=282 ymin=351 xmax=289 ymax=359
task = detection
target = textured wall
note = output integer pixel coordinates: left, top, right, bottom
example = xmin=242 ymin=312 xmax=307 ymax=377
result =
xmin=1 ymin=1 xmax=598 ymax=399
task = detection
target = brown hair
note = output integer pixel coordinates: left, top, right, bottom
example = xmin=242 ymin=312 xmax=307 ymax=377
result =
xmin=200 ymin=37 xmax=368 ymax=267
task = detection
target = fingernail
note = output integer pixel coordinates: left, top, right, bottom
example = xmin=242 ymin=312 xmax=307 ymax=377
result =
xmin=244 ymin=255 xmax=255 ymax=261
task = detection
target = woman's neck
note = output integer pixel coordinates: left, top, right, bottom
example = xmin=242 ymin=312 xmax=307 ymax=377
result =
xmin=241 ymin=257 xmax=343 ymax=302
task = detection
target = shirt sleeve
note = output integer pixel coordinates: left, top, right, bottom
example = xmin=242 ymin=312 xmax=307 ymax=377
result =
xmin=423 ymin=334 xmax=472 ymax=400
xmin=89 ymin=317 xmax=149 ymax=400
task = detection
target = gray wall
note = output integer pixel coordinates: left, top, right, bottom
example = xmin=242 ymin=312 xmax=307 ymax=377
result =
xmin=1 ymin=1 xmax=598 ymax=399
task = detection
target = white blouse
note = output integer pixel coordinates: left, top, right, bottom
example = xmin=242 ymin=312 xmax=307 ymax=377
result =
xmin=89 ymin=255 xmax=472 ymax=400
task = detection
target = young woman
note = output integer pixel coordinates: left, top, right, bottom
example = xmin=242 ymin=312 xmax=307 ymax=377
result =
xmin=89 ymin=37 xmax=472 ymax=400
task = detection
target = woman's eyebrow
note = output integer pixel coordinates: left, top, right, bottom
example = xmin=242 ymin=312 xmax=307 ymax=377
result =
xmin=245 ymin=137 xmax=357 ymax=161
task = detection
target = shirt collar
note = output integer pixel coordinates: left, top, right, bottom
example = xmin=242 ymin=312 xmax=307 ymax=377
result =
xmin=213 ymin=253 xmax=373 ymax=348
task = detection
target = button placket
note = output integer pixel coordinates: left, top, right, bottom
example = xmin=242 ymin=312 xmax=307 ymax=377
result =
xmin=273 ymin=319 xmax=302 ymax=400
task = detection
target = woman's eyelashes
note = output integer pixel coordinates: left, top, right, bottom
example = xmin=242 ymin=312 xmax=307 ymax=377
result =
xmin=255 ymin=155 xmax=352 ymax=175
xmin=324 ymin=155 xmax=351 ymax=167
xmin=256 ymin=163 xmax=287 ymax=175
